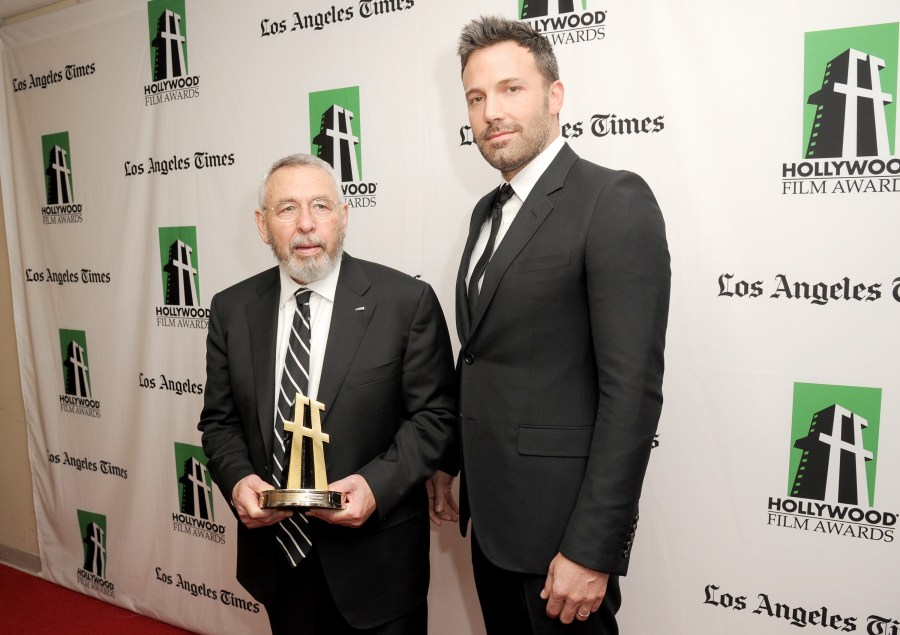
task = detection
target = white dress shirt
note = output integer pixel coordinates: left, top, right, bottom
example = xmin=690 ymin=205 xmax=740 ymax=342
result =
xmin=465 ymin=135 xmax=566 ymax=290
xmin=272 ymin=259 xmax=341 ymax=415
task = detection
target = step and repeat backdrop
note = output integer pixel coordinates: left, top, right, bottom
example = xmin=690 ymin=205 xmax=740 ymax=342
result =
xmin=1 ymin=1 xmax=898 ymax=633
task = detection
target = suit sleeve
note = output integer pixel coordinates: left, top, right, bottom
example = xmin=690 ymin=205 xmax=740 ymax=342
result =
xmin=198 ymin=293 xmax=256 ymax=506
xmin=560 ymin=170 xmax=670 ymax=575
xmin=355 ymin=283 xmax=459 ymax=519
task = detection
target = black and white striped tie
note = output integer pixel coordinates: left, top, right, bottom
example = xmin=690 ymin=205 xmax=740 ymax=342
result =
xmin=272 ymin=288 xmax=313 ymax=565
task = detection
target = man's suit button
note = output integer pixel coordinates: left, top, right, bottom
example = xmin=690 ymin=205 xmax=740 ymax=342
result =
xmin=464 ymin=353 xmax=475 ymax=364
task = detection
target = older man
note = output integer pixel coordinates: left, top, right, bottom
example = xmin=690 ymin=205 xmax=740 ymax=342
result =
xmin=200 ymin=154 xmax=457 ymax=634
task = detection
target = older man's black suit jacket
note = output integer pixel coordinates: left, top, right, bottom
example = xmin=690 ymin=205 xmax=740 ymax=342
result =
xmin=199 ymin=253 xmax=457 ymax=629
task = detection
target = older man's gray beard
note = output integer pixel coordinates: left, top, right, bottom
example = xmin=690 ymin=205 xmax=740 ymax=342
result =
xmin=268 ymin=227 xmax=344 ymax=284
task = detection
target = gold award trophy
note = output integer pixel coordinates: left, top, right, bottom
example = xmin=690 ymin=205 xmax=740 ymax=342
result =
xmin=259 ymin=394 xmax=344 ymax=509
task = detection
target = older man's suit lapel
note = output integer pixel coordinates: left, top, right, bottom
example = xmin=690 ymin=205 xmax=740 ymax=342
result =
xmin=246 ymin=269 xmax=280 ymax=462
xmin=317 ymin=255 xmax=374 ymax=415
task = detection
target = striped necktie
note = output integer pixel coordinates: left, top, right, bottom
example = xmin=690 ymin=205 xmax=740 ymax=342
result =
xmin=272 ymin=288 xmax=313 ymax=565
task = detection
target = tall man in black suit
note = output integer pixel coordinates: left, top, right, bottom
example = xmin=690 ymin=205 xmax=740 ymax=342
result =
xmin=199 ymin=154 xmax=457 ymax=634
xmin=429 ymin=16 xmax=670 ymax=634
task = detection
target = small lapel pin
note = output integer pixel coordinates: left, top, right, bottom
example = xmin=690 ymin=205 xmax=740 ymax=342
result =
xmin=355 ymin=306 xmax=365 ymax=312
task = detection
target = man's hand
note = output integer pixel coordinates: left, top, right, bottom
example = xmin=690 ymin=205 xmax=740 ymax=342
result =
xmin=426 ymin=470 xmax=459 ymax=525
xmin=231 ymin=474 xmax=292 ymax=529
xmin=305 ymin=474 xmax=376 ymax=528
xmin=540 ymin=552 xmax=609 ymax=624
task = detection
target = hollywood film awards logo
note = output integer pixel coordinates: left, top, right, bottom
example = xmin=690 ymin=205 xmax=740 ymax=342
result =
xmin=76 ymin=510 xmax=115 ymax=597
xmin=310 ymin=86 xmax=377 ymax=209
xmin=144 ymin=0 xmax=200 ymax=106
xmin=171 ymin=443 xmax=226 ymax=544
xmin=782 ymin=22 xmax=899 ymax=195
xmin=58 ymin=329 xmax=100 ymax=417
xmin=766 ymin=382 xmax=895 ymax=544
xmin=155 ymin=227 xmax=209 ymax=329
xmin=41 ymin=132 xmax=84 ymax=225
xmin=157 ymin=445 xmax=262 ymax=613
xmin=518 ymin=0 xmax=606 ymax=46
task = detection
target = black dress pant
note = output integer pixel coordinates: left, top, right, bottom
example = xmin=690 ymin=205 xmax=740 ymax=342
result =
xmin=472 ymin=532 xmax=621 ymax=635
xmin=265 ymin=546 xmax=427 ymax=635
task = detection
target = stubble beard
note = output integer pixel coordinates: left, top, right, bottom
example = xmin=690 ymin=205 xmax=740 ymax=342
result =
xmin=476 ymin=98 xmax=552 ymax=177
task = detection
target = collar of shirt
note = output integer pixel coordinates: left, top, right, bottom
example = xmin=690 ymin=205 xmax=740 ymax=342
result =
xmin=466 ymin=137 xmax=567 ymax=288
xmin=274 ymin=257 xmax=342 ymax=404
xmin=277 ymin=258 xmax=341 ymax=309
xmin=493 ymin=135 xmax=566 ymax=244
xmin=506 ymin=135 xmax=566 ymax=205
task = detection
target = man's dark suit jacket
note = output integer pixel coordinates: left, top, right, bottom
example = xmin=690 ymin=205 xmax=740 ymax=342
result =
xmin=456 ymin=143 xmax=670 ymax=578
xmin=199 ymin=253 xmax=457 ymax=629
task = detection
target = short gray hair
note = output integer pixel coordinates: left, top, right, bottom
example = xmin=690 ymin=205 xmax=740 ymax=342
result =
xmin=457 ymin=15 xmax=559 ymax=84
xmin=257 ymin=154 xmax=342 ymax=210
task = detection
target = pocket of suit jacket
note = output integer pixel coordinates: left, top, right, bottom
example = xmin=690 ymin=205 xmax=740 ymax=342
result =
xmin=517 ymin=425 xmax=593 ymax=457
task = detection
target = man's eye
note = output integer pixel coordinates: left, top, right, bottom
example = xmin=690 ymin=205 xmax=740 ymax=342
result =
xmin=278 ymin=204 xmax=296 ymax=214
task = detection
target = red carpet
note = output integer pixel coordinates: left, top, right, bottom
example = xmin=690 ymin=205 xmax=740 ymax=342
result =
xmin=0 ymin=563 xmax=196 ymax=634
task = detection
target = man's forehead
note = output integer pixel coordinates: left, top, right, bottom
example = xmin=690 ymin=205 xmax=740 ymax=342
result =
xmin=270 ymin=166 xmax=337 ymax=193
xmin=463 ymin=42 xmax=538 ymax=81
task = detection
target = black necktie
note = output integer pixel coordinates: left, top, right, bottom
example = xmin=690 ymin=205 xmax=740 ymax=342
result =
xmin=468 ymin=184 xmax=513 ymax=319
xmin=272 ymin=288 xmax=312 ymax=566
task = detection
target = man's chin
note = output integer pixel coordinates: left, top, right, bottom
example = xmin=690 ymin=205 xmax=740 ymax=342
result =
xmin=282 ymin=254 xmax=336 ymax=284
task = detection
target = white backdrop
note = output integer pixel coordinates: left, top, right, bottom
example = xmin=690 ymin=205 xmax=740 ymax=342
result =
xmin=1 ymin=1 xmax=898 ymax=633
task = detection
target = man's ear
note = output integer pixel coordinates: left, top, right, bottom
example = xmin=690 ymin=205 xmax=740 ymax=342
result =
xmin=548 ymin=80 xmax=565 ymax=117
xmin=255 ymin=209 xmax=270 ymax=245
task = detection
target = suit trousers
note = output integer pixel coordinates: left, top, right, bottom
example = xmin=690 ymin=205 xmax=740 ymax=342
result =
xmin=472 ymin=532 xmax=621 ymax=635
xmin=265 ymin=543 xmax=428 ymax=635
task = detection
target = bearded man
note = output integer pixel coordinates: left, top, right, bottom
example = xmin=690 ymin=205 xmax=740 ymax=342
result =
xmin=199 ymin=154 xmax=457 ymax=634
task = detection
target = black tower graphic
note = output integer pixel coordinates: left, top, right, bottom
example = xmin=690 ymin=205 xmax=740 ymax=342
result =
xmin=63 ymin=340 xmax=91 ymax=398
xmin=163 ymin=239 xmax=199 ymax=306
xmin=179 ymin=456 xmax=213 ymax=520
xmin=152 ymin=9 xmax=187 ymax=82
xmin=313 ymin=105 xmax=360 ymax=182
xmin=522 ymin=0 xmax=575 ymax=19
xmin=45 ymin=145 xmax=73 ymax=205
xmin=791 ymin=404 xmax=873 ymax=506
xmin=805 ymin=48 xmax=893 ymax=159
xmin=82 ymin=522 xmax=106 ymax=577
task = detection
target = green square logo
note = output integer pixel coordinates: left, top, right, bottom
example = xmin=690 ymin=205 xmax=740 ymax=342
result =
xmin=158 ymin=226 xmax=200 ymax=307
xmin=803 ymin=23 xmax=898 ymax=158
xmin=148 ymin=0 xmax=189 ymax=82
xmin=77 ymin=509 xmax=107 ymax=577
xmin=174 ymin=442 xmax=215 ymax=521
xmin=41 ymin=131 xmax=74 ymax=205
xmin=59 ymin=329 xmax=91 ymax=398
xmin=519 ymin=1 xmax=587 ymax=19
xmin=789 ymin=382 xmax=881 ymax=507
xmin=310 ymin=86 xmax=362 ymax=182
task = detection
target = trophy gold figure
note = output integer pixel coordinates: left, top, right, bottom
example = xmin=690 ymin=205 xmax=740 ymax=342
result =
xmin=259 ymin=394 xmax=343 ymax=509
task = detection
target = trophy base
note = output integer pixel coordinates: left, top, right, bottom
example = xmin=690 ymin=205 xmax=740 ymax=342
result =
xmin=260 ymin=489 xmax=344 ymax=510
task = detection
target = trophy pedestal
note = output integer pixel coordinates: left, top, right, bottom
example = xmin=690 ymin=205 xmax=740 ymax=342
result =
xmin=260 ymin=488 xmax=343 ymax=510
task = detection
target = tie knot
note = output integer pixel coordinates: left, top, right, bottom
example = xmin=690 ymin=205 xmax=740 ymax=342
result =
xmin=294 ymin=288 xmax=312 ymax=305
xmin=494 ymin=183 xmax=513 ymax=210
